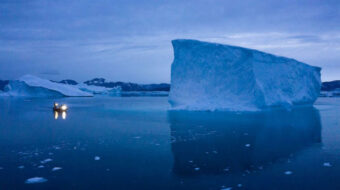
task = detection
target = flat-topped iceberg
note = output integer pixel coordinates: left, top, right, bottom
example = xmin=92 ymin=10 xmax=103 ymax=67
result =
xmin=169 ymin=39 xmax=321 ymax=111
xmin=5 ymin=75 xmax=92 ymax=97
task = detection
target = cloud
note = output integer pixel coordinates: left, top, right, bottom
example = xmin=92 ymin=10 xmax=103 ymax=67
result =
xmin=0 ymin=0 xmax=340 ymax=81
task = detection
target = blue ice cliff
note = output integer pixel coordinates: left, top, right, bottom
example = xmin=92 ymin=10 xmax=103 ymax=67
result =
xmin=168 ymin=39 xmax=321 ymax=111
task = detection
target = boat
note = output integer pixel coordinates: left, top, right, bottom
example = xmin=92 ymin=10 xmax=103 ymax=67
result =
xmin=53 ymin=102 xmax=68 ymax=112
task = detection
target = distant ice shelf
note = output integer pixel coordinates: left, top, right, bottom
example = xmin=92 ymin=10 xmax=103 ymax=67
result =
xmin=0 ymin=75 xmax=167 ymax=98
xmin=168 ymin=39 xmax=321 ymax=111
xmin=4 ymin=75 xmax=93 ymax=97
xmin=77 ymin=83 xmax=121 ymax=95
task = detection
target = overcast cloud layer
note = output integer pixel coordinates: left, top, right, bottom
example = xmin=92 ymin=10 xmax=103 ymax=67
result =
xmin=1 ymin=0 xmax=339 ymax=82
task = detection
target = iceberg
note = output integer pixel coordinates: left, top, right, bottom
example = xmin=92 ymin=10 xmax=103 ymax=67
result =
xmin=5 ymin=75 xmax=92 ymax=97
xmin=169 ymin=39 xmax=321 ymax=111
xmin=77 ymin=83 xmax=121 ymax=96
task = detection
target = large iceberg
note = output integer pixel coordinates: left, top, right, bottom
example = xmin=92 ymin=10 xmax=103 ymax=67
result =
xmin=169 ymin=39 xmax=321 ymax=111
xmin=5 ymin=75 xmax=92 ymax=97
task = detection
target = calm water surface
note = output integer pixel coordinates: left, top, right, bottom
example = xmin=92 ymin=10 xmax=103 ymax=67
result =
xmin=0 ymin=97 xmax=339 ymax=190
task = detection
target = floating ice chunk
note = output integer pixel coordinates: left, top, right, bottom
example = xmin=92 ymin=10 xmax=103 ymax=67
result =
xmin=284 ymin=171 xmax=293 ymax=175
xmin=194 ymin=167 xmax=200 ymax=171
xmin=221 ymin=187 xmax=232 ymax=190
xmin=245 ymin=144 xmax=251 ymax=147
xmin=323 ymin=162 xmax=332 ymax=167
xmin=52 ymin=167 xmax=62 ymax=171
xmin=25 ymin=177 xmax=48 ymax=184
xmin=38 ymin=165 xmax=44 ymax=168
xmin=237 ymin=184 xmax=242 ymax=187
xmin=169 ymin=39 xmax=321 ymax=111
xmin=18 ymin=165 xmax=25 ymax=169
xmin=94 ymin=156 xmax=101 ymax=161
xmin=41 ymin=158 xmax=53 ymax=164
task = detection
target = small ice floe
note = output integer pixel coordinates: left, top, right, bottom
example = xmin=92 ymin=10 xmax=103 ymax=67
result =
xmin=188 ymin=160 xmax=193 ymax=163
xmin=221 ymin=187 xmax=232 ymax=190
xmin=284 ymin=171 xmax=293 ymax=175
xmin=194 ymin=167 xmax=200 ymax=171
xmin=41 ymin=158 xmax=53 ymax=164
xmin=25 ymin=177 xmax=48 ymax=184
xmin=54 ymin=146 xmax=61 ymax=150
xmin=323 ymin=162 xmax=332 ymax=167
xmin=38 ymin=165 xmax=44 ymax=169
xmin=237 ymin=184 xmax=242 ymax=187
xmin=94 ymin=156 xmax=101 ymax=161
xmin=52 ymin=167 xmax=62 ymax=171
xmin=18 ymin=165 xmax=25 ymax=169
xmin=245 ymin=144 xmax=251 ymax=148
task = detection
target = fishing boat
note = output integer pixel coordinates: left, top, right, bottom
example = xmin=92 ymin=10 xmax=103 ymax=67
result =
xmin=53 ymin=102 xmax=68 ymax=112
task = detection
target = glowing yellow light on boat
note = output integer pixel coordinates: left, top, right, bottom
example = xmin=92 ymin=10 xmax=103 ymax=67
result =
xmin=54 ymin=111 xmax=59 ymax=119
xmin=61 ymin=105 xmax=68 ymax=111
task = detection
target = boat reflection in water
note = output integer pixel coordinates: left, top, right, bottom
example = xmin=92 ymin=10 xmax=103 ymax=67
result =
xmin=168 ymin=107 xmax=321 ymax=176
xmin=54 ymin=110 xmax=67 ymax=120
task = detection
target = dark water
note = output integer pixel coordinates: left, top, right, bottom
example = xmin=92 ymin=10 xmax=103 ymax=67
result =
xmin=0 ymin=97 xmax=339 ymax=190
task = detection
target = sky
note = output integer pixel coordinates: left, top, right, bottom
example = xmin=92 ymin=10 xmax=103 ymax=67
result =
xmin=0 ymin=0 xmax=340 ymax=83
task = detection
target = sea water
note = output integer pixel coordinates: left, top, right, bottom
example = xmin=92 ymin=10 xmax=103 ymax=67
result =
xmin=0 ymin=97 xmax=339 ymax=189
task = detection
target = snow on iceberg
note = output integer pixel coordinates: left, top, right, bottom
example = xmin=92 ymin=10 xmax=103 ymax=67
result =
xmin=169 ymin=39 xmax=321 ymax=111
xmin=5 ymin=75 xmax=92 ymax=97
xmin=77 ymin=83 xmax=121 ymax=96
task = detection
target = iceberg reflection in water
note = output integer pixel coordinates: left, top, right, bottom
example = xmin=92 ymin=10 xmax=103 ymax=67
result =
xmin=168 ymin=107 xmax=321 ymax=176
